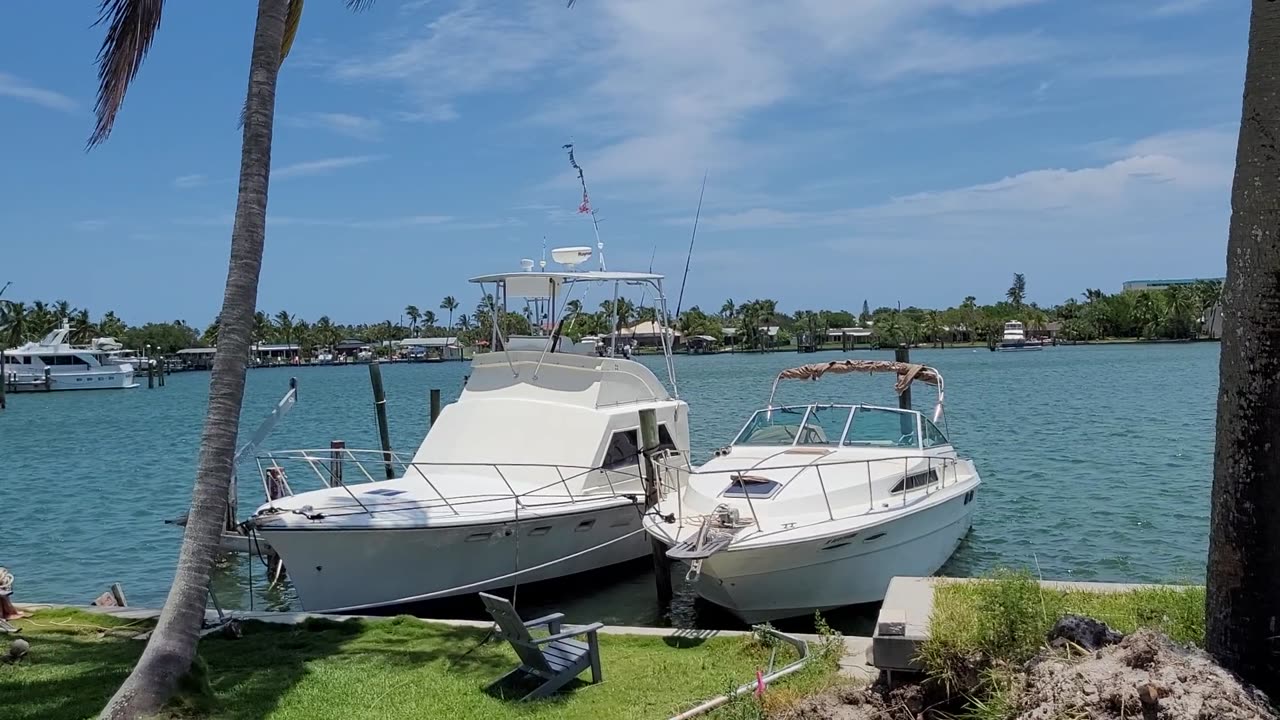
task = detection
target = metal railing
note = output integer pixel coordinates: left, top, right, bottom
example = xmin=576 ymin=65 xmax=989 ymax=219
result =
xmin=653 ymin=449 xmax=972 ymax=540
xmin=251 ymin=447 xmax=661 ymax=520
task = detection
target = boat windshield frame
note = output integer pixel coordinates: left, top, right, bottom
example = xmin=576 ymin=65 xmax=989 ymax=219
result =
xmin=467 ymin=270 xmax=679 ymax=397
xmin=731 ymin=403 xmax=944 ymax=451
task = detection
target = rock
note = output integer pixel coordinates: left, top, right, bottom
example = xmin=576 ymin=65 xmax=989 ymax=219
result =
xmin=1045 ymin=614 xmax=1123 ymax=651
xmin=8 ymin=638 xmax=29 ymax=660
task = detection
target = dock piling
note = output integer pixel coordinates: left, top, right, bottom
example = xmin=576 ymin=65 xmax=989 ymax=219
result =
xmin=147 ymin=360 xmax=155 ymax=389
xmin=894 ymin=345 xmax=912 ymax=411
xmin=43 ymin=367 xmax=51 ymax=392
xmin=429 ymin=388 xmax=441 ymax=428
xmin=0 ymin=351 xmax=6 ymax=410
xmin=330 ymin=440 xmax=345 ymax=487
xmin=368 ymin=362 xmax=396 ymax=479
xmin=639 ymin=408 xmax=674 ymax=610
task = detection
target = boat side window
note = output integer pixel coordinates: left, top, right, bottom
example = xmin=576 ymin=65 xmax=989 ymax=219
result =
xmin=602 ymin=429 xmax=641 ymax=470
xmin=890 ymin=469 xmax=938 ymax=493
xmin=922 ymin=419 xmax=950 ymax=448
xmin=734 ymin=406 xmax=810 ymax=445
xmin=656 ymin=424 xmax=677 ymax=452
xmin=844 ymin=407 xmax=918 ymax=448
xmin=797 ymin=405 xmax=852 ymax=445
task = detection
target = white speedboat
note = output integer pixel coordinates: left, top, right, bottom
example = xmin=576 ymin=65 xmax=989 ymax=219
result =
xmin=995 ymin=320 xmax=1043 ymax=351
xmin=248 ymin=253 xmax=690 ymax=613
xmin=644 ymin=359 xmax=981 ymax=623
xmin=1 ymin=321 xmax=138 ymax=392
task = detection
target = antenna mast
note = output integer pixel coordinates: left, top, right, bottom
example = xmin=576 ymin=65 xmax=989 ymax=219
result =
xmin=674 ymin=171 xmax=708 ymax=320
xmin=564 ymin=143 xmax=606 ymax=270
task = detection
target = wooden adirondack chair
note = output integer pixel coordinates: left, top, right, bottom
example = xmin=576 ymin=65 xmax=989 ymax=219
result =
xmin=479 ymin=592 xmax=604 ymax=701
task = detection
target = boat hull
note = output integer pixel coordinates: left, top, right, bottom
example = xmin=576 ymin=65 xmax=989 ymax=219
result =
xmin=257 ymin=502 xmax=649 ymax=613
xmin=4 ymin=368 xmax=137 ymax=391
xmin=686 ymin=489 xmax=976 ymax=623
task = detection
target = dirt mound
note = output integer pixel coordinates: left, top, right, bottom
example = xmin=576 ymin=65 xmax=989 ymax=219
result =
xmin=778 ymin=625 xmax=1276 ymax=720
xmin=1017 ymin=628 xmax=1276 ymax=720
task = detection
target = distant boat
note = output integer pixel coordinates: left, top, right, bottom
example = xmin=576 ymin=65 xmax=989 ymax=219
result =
xmin=994 ymin=320 xmax=1044 ymax=352
xmin=2 ymin=320 xmax=139 ymax=392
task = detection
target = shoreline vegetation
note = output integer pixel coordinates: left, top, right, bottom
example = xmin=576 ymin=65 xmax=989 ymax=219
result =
xmin=0 ymin=275 xmax=1224 ymax=358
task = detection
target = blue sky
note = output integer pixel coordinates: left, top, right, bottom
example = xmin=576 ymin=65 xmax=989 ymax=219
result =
xmin=0 ymin=0 xmax=1245 ymax=327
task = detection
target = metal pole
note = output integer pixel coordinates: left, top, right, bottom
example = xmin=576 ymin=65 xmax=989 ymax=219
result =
xmin=639 ymin=408 xmax=673 ymax=610
xmin=369 ymin=362 xmax=395 ymax=480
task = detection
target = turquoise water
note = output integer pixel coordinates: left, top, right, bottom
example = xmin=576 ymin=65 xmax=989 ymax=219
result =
xmin=1 ymin=344 xmax=1217 ymax=629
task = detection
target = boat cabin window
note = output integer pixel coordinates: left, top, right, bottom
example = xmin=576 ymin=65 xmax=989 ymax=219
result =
xmin=656 ymin=424 xmax=677 ymax=452
xmin=722 ymin=474 xmax=783 ymax=499
xmin=797 ymin=405 xmax=853 ymax=446
xmin=734 ymin=406 xmax=810 ymax=445
xmin=843 ymin=407 xmax=919 ymax=449
xmin=922 ymin=418 xmax=950 ymax=448
xmin=602 ymin=430 xmax=641 ymax=470
xmin=890 ymin=469 xmax=938 ymax=494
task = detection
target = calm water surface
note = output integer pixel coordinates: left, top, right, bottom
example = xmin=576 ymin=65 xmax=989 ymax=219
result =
xmin=1 ymin=344 xmax=1218 ymax=633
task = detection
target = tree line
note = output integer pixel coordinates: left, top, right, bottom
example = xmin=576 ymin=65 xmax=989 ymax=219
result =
xmin=0 ymin=275 xmax=1225 ymax=356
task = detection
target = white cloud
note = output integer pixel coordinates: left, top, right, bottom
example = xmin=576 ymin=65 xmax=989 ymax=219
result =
xmin=281 ymin=112 xmax=383 ymax=140
xmin=173 ymin=212 xmax=517 ymax=231
xmin=0 ymin=72 xmax=78 ymax=113
xmin=272 ymin=155 xmax=384 ymax=179
xmin=73 ymin=219 xmax=108 ymax=232
xmin=336 ymin=0 xmax=1055 ymax=186
xmin=688 ymin=127 xmax=1235 ymax=230
xmin=173 ymin=174 xmax=208 ymax=189
xmin=1151 ymin=0 xmax=1216 ymax=17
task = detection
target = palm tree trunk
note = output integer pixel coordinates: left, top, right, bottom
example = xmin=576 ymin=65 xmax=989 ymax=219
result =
xmin=1206 ymin=0 xmax=1280 ymax=702
xmin=99 ymin=1 xmax=288 ymax=717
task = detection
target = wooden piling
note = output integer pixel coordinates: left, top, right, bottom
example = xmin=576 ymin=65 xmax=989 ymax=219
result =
xmin=330 ymin=440 xmax=346 ymax=487
xmin=894 ymin=345 xmax=912 ymax=411
xmin=369 ymin=362 xmax=396 ymax=479
xmin=639 ymin=408 xmax=674 ymax=610
xmin=159 ymin=358 xmax=166 ymax=386
xmin=147 ymin=360 xmax=155 ymax=389
xmin=43 ymin=367 xmax=51 ymax=392
xmin=0 ymin=351 xmax=7 ymax=410
xmin=429 ymin=388 xmax=441 ymax=428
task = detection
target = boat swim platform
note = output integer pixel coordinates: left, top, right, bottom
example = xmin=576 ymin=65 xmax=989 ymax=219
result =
xmin=869 ymin=576 xmax=1202 ymax=674
xmin=15 ymin=602 xmax=877 ymax=682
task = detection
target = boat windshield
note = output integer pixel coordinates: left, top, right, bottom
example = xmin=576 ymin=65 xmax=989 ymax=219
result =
xmin=843 ymin=407 xmax=920 ymax=448
xmin=733 ymin=406 xmax=812 ymax=445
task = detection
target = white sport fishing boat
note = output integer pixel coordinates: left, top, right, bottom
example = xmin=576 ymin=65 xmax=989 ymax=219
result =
xmin=644 ymin=360 xmax=981 ymax=623
xmin=1 ymin=320 xmax=138 ymax=391
xmin=995 ymin=320 xmax=1043 ymax=351
xmin=248 ymin=248 xmax=690 ymax=613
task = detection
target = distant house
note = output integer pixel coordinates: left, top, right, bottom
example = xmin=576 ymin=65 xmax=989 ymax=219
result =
xmin=1122 ymin=277 xmax=1224 ymax=292
xmin=622 ymin=321 xmax=681 ymax=349
xmin=399 ymin=336 xmax=462 ymax=361
xmin=176 ymin=346 xmax=217 ymax=370
xmin=826 ymin=327 xmax=873 ymax=347
xmin=254 ymin=343 xmax=300 ymax=365
xmin=334 ymin=339 xmax=370 ymax=359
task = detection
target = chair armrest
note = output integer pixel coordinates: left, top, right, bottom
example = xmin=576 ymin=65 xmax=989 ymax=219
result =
xmin=533 ymin=622 xmax=605 ymax=645
xmin=522 ymin=612 xmax=565 ymax=629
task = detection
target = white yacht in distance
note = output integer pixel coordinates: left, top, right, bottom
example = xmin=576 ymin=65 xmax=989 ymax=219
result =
xmin=248 ymin=248 xmax=691 ymax=613
xmin=644 ymin=360 xmax=981 ymax=623
xmin=995 ymin=320 xmax=1043 ymax=351
xmin=1 ymin=321 xmax=138 ymax=391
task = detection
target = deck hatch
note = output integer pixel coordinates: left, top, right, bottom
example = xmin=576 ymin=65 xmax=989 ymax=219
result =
xmin=722 ymin=474 xmax=783 ymax=499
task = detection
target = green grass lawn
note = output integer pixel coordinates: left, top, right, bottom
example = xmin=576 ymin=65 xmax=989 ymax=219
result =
xmin=1 ymin=609 xmax=828 ymax=720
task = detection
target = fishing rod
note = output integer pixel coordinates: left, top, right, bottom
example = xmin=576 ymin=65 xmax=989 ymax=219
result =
xmin=673 ymin=171 xmax=708 ymax=322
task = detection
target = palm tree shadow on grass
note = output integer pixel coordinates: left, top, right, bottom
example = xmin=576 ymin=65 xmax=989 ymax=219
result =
xmin=0 ymin=615 xmax=518 ymax=720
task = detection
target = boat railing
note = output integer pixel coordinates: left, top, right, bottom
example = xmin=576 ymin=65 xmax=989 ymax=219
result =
xmin=653 ymin=452 xmax=970 ymax=537
xmin=252 ymin=447 xmax=660 ymax=518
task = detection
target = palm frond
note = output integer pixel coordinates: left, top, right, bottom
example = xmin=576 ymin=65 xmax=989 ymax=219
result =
xmin=345 ymin=0 xmax=376 ymax=9
xmin=281 ymin=0 xmax=305 ymax=62
xmin=89 ymin=0 xmax=166 ymax=148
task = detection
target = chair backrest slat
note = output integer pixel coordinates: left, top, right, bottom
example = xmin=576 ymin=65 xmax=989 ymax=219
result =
xmin=480 ymin=593 xmax=552 ymax=674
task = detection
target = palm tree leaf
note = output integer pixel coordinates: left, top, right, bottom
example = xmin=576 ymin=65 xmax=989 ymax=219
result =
xmin=90 ymin=0 xmax=166 ymax=148
xmin=281 ymin=0 xmax=305 ymax=62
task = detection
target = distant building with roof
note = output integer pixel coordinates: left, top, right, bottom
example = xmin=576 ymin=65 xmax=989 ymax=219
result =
xmin=1122 ymin=277 xmax=1224 ymax=292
